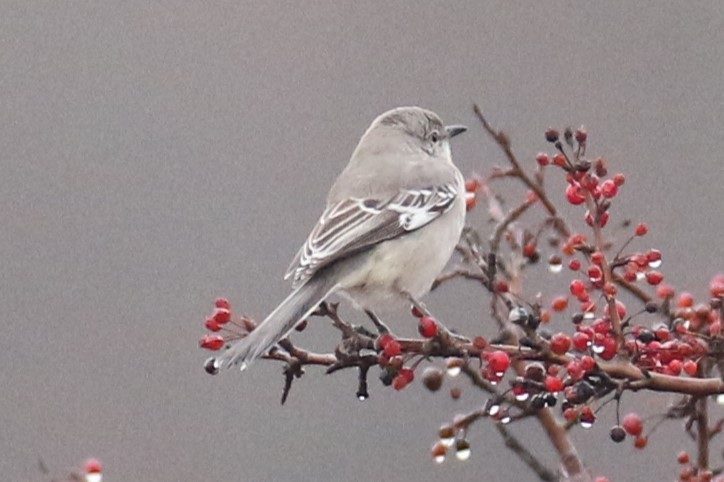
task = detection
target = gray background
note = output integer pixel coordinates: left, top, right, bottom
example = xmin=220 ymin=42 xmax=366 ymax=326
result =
xmin=2 ymin=1 xmax=723 ymax=481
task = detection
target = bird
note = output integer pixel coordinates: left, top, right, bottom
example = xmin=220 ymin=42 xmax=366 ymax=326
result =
xmin=209 ymin=106 xmax=467 ymax=372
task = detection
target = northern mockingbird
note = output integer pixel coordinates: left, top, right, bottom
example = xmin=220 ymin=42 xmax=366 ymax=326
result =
xmin=210 ymin=106 xmax=467 ymax=371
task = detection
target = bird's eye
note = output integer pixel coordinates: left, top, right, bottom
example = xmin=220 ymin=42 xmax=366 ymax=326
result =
xmin=430 ymin=131 xmax=440 ymax=143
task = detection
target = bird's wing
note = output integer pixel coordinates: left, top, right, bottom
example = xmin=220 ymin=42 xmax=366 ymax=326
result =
xmin=285 ymin=183 xmax=460 ymax=286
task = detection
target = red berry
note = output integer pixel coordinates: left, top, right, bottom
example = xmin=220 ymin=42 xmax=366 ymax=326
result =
xmin=550 ymin=333 xmax=572 ymax=355
xmin=418 ymin=316 xmax=438 ymax=338
xmin=678 ymin=292 xmax=695 ymax=308
xmin=565 ymin=183 xmax=586 ymax=205
xmin=566 ymin=361 xmax=585 ymax=380
xmin=622 ymin=413 xmax=643 ymax=436
xmin=523 ymin=243 xmax=537 ymax=258
xmin=473 ymin=336 xmax=488 ymax=350
xmin=213 ymin=308 xmax=231 ymax=325
xmin=655 ymin=283 xmax=674 ymax=299
xmin=613 ymin=173 xmax=626 ymax=186
xmin=633 ymin=435 xmax=648 ymax=449
xmin=536 ymin=152 xmax=550 ymax=166
xmin=465 ymin=177 xmax=481 ymax=193
xmin=553 ymin=153 xmax=567 ymax=166
xmin=575 ymin=127 xmax=587 ymax=143
xmin=646 ymin=271 xmax=664 ymax=285
xmin=563 ymin=407 xmax=578 ymax=422
xmin=552 ymin=296 xmax=569 ymax=312
xmin=580 ymin=355 xmax=596 ymax=372
xmin=634 ymin=222 xmax=648 ymax=236
xmin=465 ymin=191 xmax=477 ymax=211
xmin=646 ymin=249 xmax=662 ymax=264
xmin=384 ymin=339 xmax=402 ymax=357
xmin=486 ymin=350 xmax=511 ymax=374
xmin=604 ymin=300 xmax=627 ymax=319
xmin=579 ymin=405 xmax=596 ymax=425
xmin=204 ymin=317 xmax=222 ymax=332
xmin=572 ymin=332 xmax=591 ymax=352
xmin=214 ymin=297 xmax=231 ymax=310
xmin=495 ymin=280 xmax=510 ymax=293
xmin=569 ymin=280 xmax=586 ymax=297
xmin=568 ymin=259 xmax=581 ymax=271
xmin=83 ymin=458 xmax=103 ymax=474
xmin=677 ymin=451 xmax=690 ymax=464
xmin=199 ymin=335 xmax=225 ymax=351
xmin=591 ymin=251 xmax=605 ymax=265
xmin=545 ymin=375 xmax=564 ymax=392
xmin=392 ymin=374 xmax=409 ymax=390
xmin=399 ymin=367 xmax=414 ymax=383
xmin=587 ymin=265 xmax=603 ymax=281
xmin=600 ymin=179 xmax=618 ymax=198
xmin=710 ymin=274 xmax=724 ymax=297
xmin=378 ymin=333 xmax=395 ymax=348
xmin=667 ymin=359 xmax=683 ymax=376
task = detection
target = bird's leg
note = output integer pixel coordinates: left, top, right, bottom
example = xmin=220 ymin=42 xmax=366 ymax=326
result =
xmin=365 ymin=309 xmax=391 ymax=335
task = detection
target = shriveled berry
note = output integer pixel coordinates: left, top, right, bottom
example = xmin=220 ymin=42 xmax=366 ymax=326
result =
xmin=610 ymin=425 xmax=626 ymax=443
xmin=422 ymin=366 xmax=444 ymax=392
xmin=545 ymin=128 xmax=560 ymax=143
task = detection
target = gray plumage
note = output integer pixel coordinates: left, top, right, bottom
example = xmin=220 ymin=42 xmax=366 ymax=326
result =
xmin=211 ymin=106 xmax=467 ymax=371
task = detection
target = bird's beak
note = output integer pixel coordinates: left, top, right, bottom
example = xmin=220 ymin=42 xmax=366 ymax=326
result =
xmin=445 ymin=125 xmax=467 ymax=139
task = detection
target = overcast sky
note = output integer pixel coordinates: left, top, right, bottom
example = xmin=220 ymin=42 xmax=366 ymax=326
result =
xmin=1 ymin=2 xmax=723 ymax=481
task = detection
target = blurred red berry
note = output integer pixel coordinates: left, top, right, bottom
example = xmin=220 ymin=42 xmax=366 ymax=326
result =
xmin=711 ymin=274 xmax=724 ymax=297
xmin=550 ymin=333 xmax=572 ymax=355
xmin=600 ymin=179 xmax=618 ymax=198
xmin=199 ymin=335 xmax=225 ymax=351
xmin=568 ymin=259 xmax=581 ymax=271
xmin=552 ymin=296 xmax=569 ymax=312
xmin=572 ymin=332 xmax=591 ymax=352
xmin=655 ymin=283 xmax=674 ymax=298
xmin=213 ymin=307 xmax=231 ymax=325
xmin=677 ymin=451 xmax=690 ymax=464
xmin=587 ymin=265 xmax=603 ymax=281
xmin=566 ymin=183 xmax=586 ymax=205
xmin=495 ymin=280 xmax=510 ymax=293
xmin=486 ymin=350 xmax=511 ymax=373
xmin=591 ymin=251 xmax=605 ymax=265
xmin=523 ymin=243 xmax=537 ymax=258
xmin=378 ymin=333 xmax=395 ymax=348
xmin=613 ymin=173 xmax=626 ymax=186
xmin=214 ymin=297 xmax=231 ymax=310
xmin=418 ymin=316 xmax=438 ymax=338
xmin=678 ymin=292 xmax=694 ymax=308
xmin=580 ymin=355 xmax=596 ymax=372
xmin=465 ymin=191 xmax=477 ymax=211
xmin=384 ymin=339 xmax=402 ymax=357
xmin=635 ymin=222 xmax=648 ymax=236
xmin=575 ymin=127 xmax=587 ymax=143
xmin=465 ymin=177 xmax=482 ymax=193
xmin=83 ymin=458 xmax=103 ymax=474
xmin=205 ymin=317 xmax=222 ymax=332
xmin=569 ymin=279 xmax=586 ymax=297
xmin=536 ymin=152 xmax=550 ymax=166
xmin=553 ymin=153 xmax=567 ymax=166
xmin=622 ymin=413 xmax=643 ymax=436
xmin=633 ymin=435 xmax=648 ymax=449
xmin=545 ymin=375 xmax=564 ymax=392
xmin=646 ymin=271 xmax=664 ymax=285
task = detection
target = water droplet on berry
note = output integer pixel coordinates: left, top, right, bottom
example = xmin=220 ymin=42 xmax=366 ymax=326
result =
xmin=515 ymin=392 xmax=530 ymax=402
xmin=580 ymin=420 xmax=594 ymax=429
xmin=440 ymin=436 xmax=455 ymax=448
xmin=648 ymin=259 xmax=662 ymax=269
xmin=239 ymin=361 xmax=248 ymax=372
xmin=204 ymin=357 xmax=220 ymax=375
xmin=455 ymin=441 xmax=471 ymax=461
xmin=548 ymin=261 xmax=563 ymax=273
xmin=447 ymin=366 xmax=461 ymax=377
xmin=433 ymin=453 xmax=445 ymax=464
xmin=717 ymin=394 xmax=724 ymax=405
xmin=592 ymin=344 xmax=605 ymax=354
xmin=500 ymin=414 xmax=512 ymax=424
xmin=357 ymin=393 xmax=368 ymax=401
xmin=86 ymin=474 xmax=102 ymax=482
xmin=636 ymin=272 xmax=645 ymax=281
xmin=488 ymin=403 xmax=501 ymax=416
xmin=584 ymin=311 xmax=595 ymax=320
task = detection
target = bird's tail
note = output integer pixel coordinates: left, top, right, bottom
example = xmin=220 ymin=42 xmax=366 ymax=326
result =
xmin=213 ymin=276 xmax=337 ymax=371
